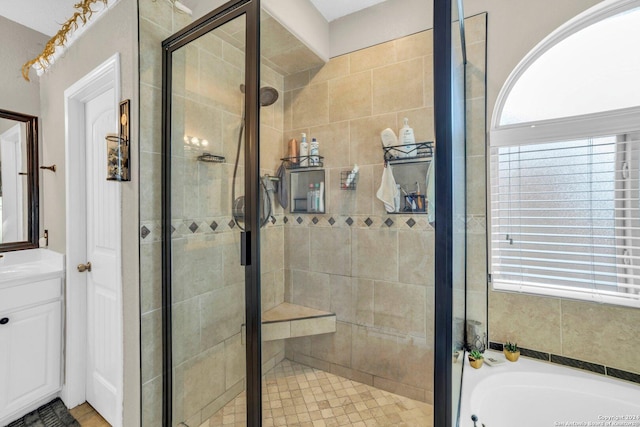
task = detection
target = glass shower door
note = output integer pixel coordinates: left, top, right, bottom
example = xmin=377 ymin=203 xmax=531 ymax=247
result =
xmin=162 ymin=2 xmax=263 ymax=425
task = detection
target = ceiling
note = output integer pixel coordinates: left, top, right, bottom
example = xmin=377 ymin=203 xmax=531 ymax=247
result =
xmin=0 ymin=0 xmax=389 ymax=37
xmin=308 ymin=0 xmax=388 ymax=22
xmin=0 ymin=0 xmax=79 ymax=36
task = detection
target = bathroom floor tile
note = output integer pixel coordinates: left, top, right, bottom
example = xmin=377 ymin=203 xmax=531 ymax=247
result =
xmin=202 ymin=359 xmax=433 ymax=427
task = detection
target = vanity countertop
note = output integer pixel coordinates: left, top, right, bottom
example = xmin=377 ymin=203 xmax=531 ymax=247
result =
xmin=0 ymin=249 xmax=65 ymax=287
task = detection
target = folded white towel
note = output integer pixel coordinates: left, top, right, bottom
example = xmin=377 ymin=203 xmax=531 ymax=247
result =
xmin=426 ymin=159 xmax=435 ymax=223
xmin=376 ymin=164 xmax=399 ymax=213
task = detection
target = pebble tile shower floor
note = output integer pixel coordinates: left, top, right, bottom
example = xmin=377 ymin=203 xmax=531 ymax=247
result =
xmin=201 ymin=359 xmax=433 ymax=427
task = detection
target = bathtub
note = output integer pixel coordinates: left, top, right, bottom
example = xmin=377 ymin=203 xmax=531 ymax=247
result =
xmin=459 ymin=350 xmax=640 ymax=427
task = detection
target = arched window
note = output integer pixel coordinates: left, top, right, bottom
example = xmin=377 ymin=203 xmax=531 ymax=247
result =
xmin=489 ymin=0 xmax=640 ymax=307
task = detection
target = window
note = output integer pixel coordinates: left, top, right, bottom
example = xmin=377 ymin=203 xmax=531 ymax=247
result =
xmin=490 ymin=0 xmax=640 ymax=307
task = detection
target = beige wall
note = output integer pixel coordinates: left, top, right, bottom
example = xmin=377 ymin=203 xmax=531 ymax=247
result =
xmin=0 ymin=15 xmax=46 ymax=116
xmin=37 ymin=0 xmax=140 ymax=423
xmin=464 ymin=0 xmax=602 ymax=128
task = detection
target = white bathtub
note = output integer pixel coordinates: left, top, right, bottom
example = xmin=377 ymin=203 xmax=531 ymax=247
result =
xmin=459 ymin=351 xmax=640 ymax=427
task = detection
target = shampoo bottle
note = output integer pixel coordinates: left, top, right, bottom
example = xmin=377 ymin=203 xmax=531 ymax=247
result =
xmin=288 ymin=138 xmax=298 ymax=164
xmin=318 ymin=182 xmax=325 ymax=212
xmin=307 ymin=183 xmax=315 ymax=212
xmin=399 ymin=117 xmax=416 ymax=158
xmin=310 ymin=137 xmax=319 ymax=166
xmin=314 ymin=183 xmax=321 ymax=211
xmin=394 ymin=184 xmax=401 ymax=213
xmin=300 ymin=133 xmax=309 ymax=166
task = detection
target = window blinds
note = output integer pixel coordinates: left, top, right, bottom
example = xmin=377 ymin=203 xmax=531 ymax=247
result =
xmin=489 ymin=134 xmax=640 ymax=307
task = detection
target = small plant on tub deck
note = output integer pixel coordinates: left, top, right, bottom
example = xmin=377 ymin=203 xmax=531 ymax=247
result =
xmin=503 ymin=341 xmax=520 ymax=362
xmin=468 ymin=349 xmax=484 ymax=369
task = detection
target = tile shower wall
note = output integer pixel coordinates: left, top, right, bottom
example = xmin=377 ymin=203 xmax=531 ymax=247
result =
xmin=139 ymin=3 xmax=286 ymax=426
xmin=281 ymin=14 xmax=488 ymax=405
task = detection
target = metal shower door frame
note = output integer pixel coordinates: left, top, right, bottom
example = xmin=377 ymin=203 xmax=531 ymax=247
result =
xmin=160 ymin=1 xmax=263 ymax=425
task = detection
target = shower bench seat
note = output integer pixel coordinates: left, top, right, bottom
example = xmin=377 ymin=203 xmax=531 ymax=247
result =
xmin=242 ymin=302 xmax=336 ymax=342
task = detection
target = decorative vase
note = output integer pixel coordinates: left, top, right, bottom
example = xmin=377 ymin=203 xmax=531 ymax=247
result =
xmin=504 ymin=349 xmax=520 ymax=362
xmin=469 ymin=358 xmax=484 ymax=369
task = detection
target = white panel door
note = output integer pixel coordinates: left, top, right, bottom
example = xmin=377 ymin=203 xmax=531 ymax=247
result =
xmin=0 ymin=124 xmax=24 ymax=243
xmin=83 ymin=88 xmax=122 ymax=426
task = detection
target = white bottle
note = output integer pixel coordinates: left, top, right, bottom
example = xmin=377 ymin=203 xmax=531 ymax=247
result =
xmin=314 ymin=183 xmax=321 ymax=212
xmin=300 ymin=133 xmax=309 ymax=167
xmin=399 ymin=117 xmax=416 ymax=158
xmin=310 ymin=137 xmax=319 ymax=166
xmin=344 ymin=164 xmax=359 ymax=189
xmin=318 ymin=182 xmax=325 ymax=212
xmin=307 ymin=183 xmax=315 ymax=212
xmin=394 ymin=184 xmax=401 ymax=213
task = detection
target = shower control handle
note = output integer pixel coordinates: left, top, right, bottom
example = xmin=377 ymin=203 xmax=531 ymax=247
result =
xmin=0 ymin=317 xmax=9 ymax=325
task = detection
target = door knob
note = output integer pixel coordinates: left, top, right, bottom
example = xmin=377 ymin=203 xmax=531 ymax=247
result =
xmin=77 ymin=262 xmax=92 ymax=272
xmin=0 ymin=317 xmax=9 ymax=325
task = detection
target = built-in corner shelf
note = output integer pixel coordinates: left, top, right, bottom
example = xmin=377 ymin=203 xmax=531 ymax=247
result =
xmin=242 ymin=302 xmax=336 ymax=343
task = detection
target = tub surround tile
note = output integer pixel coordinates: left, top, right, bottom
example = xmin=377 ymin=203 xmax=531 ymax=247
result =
xmin=550 ymin=355 xmax=606 ymax=375
xmin=488 ymin=342 xmax=550 ymax=361
xmin=488 ymin=341 xmax=503 ymax=351
xmin=561 ymin=299 xmax=640 ymax=374
xmin=489 ymin=341 xmax=640 ymax=384
xmin=519 ymin=347 xmax=551 ymax=361
xmin=606 ymin=367 xmax=640 ymax=385
xmin=488 ymin=291 xmax=562 ymax=354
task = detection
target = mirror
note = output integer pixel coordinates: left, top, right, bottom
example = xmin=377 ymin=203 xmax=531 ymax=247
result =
xmin=0 ymin=109 xmax=38 ymax=251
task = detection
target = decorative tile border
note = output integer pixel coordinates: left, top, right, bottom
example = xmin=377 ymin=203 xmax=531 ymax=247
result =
xmin=141 ymin=213 xmax=485 ymax=239
xmin=488 ymin=341 xmax=639 ymax=385
xmin=141 ymin=212 xmax=490 ymax=241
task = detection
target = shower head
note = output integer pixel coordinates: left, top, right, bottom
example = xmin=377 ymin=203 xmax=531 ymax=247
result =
xmin=259 ymin=86 xmax=279 ymax=106
xmin=239 ymin=84 xmax=279 ymax=107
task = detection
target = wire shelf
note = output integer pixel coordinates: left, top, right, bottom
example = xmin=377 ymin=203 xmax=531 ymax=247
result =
xmin=340 ymin=170 xmax=358 ymax=190
xmin=197 ymin=153 xmax=225 ymax=163
xmin=281 ymin=155 xmax=324 ymax=169
xmin=383 ymin=141 xmax=434 ymax=163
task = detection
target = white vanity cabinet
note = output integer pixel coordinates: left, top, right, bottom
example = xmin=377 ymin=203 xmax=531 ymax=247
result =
xmin=0 ymin=250 xmax=65 ymax=425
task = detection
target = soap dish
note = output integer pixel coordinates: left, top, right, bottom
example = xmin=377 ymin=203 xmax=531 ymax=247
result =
xmin=484 ymin=355 xmax=507 ymax=367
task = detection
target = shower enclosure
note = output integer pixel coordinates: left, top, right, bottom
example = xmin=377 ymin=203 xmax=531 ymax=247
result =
xmin=152 ymin=0 xmax=473 ymax=425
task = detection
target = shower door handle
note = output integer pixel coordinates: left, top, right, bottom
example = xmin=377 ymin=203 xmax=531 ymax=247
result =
xmin=241 ymin=231 xmax=250 ymax=266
